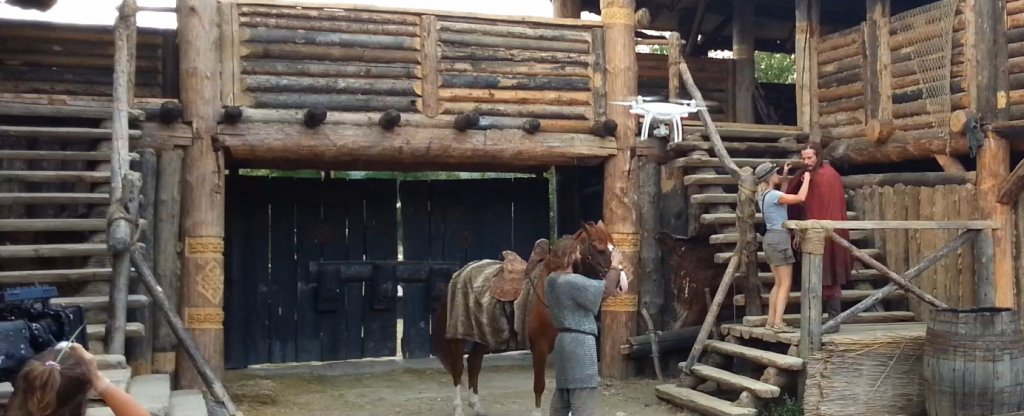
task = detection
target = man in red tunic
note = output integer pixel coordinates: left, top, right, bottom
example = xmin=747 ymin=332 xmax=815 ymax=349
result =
xmin=785 ymin=142 xmax=852 ymax=331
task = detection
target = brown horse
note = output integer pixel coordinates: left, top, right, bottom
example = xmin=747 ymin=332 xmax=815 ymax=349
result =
xmin=432 ymin=221 xmax=615 ymax=416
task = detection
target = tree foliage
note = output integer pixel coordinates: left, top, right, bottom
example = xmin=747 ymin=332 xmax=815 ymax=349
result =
xmin=755 ymin=51 xmax=796 ymax=84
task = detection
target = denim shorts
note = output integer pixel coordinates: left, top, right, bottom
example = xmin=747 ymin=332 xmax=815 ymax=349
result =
xmin=763 ymin=229 xmax=796 ymax=266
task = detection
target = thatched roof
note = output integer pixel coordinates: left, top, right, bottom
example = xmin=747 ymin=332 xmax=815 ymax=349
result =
xmin=576 ymin=0 xmax=937 ymax=54
xmin=4 ymin=0 xmax=58 ymax=12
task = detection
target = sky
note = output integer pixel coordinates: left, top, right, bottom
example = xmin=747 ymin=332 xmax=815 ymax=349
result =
xmin=0 ymin=0 xmax=601 ymax=28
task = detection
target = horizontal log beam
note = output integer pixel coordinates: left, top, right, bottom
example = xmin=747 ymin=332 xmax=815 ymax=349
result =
xmin=841 ymin=171 xmax=976 ymax=188
xmin=822 ymin=129 xmax=1024 ymax=165
xmin=234 ymin=108 xmax=595 ymax=133
xmin=215 ymin=123 xmax=617 ymax=170
xmin=783 ymin=220 xmax=998 ymax=230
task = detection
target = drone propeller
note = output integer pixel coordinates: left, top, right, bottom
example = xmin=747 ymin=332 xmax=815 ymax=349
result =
xmin=610 ymin=101 xmax=637 ymax=106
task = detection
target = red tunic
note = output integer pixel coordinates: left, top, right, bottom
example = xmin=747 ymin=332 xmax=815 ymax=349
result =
xmin=785 ymin=162 xmax=852 ymax=288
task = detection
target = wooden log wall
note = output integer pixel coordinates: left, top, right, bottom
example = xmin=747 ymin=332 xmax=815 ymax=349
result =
xmin=224 ymin=3 xmax=605 ymax=134
xmin=850 ymin=183 xmax=978 ymax=323
xmin=887 ymin=0 xmax=967 ymax=135
xmin=1006 ymin=0 xmax=1024 ymax=120
xmin=818 ymin=25 xmax=866 ymax=139
xmin=818 ymin=2 xmax=970 ymax=142
xmin=637 ymin=54 xmax=732 ymax=122
xmin=0 ymin=19 xmax=175 ymax=99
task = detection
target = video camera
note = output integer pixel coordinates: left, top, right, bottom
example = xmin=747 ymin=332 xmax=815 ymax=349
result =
xmin=0 ymin=285 xmax=88 ymax=383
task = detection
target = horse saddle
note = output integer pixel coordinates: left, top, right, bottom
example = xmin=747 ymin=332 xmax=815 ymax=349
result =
xmin=490 ymin=250 xmax=527 ymax=302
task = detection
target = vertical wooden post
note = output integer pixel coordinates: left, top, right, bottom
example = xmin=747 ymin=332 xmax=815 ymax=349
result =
xmin=864 ymin=0 xmax=891 ymax=122
xmin=737 ymin=172 xmax=762 ymax=316
xmin=553 ymin=0 xmax=582 ymax=18
xmin=966 ymin=0 xmax=1012 ymax=308
xmin=732 ymin=0 xmax=755 ymax=123
xmin=178 ymin=0 xmax=226 ymax=389
xmin=153 ymin=148 xmax=184 ymax=375
xmin=798 ymin=227 xmax=824 ymax=356
xmin=668 ymin=32 xmax=681 ymax=102
xmin=795 ymin=0 xmax=820 ymax=136
xmin=106 ymin=0 xmax=139 ymax=356
xmin=600 ymin=0 xmax=639 ymax=379
xmin=128 ymin=148 xmax=157 ymax=374
xmin=974 ymin=230 xmax=996 ymax=307
xmin=418 ymin=16 xmax=439 ymax=118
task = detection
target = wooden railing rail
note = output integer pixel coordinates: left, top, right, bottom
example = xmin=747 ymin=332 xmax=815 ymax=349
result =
xmin=785 ymin=220 xmax=998 ymax=358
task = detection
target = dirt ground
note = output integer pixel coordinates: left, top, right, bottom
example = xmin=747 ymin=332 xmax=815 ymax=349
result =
xmin=225 ymin=363 xmax=683 ymax=416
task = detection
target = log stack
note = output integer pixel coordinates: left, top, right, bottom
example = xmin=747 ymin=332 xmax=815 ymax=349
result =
xmin=637 ymin=54 xmax=731 ymax=122
xmin=0 ymin=19 xmax=170 ymax=98
xmin=1007 ymin=0 xmax=1024 ymax=119
xmin=228 ymin=4 xmax=605 ymax=134
xmin=817 ymin=25 xmax=866 ymax=140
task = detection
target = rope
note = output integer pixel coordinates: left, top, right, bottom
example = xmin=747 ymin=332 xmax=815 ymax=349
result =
xmin=107 ymin=201 xmax=143 ymax=245
xmin=799 ymin=222 xmax=834 ymax=256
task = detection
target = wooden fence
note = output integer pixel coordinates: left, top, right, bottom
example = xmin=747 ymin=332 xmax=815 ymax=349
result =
xmin=220 ymin=0 xmax=606 ymax=134
xmin=0 ymin=19 xmax=176 ymax=99
xmin=849 ymin=184 xmax=978 ymax=322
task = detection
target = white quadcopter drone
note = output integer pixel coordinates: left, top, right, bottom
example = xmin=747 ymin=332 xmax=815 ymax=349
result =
xmin=611 ymin=95 xmax=707 ymax=141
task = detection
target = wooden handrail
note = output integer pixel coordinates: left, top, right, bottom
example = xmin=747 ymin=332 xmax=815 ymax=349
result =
xmin=820 ymin=230 xmax=979 ymax=333
xmin=783 ymin=220 xmax=998 ymax=230
xmin=681 ymin=244 xmax=743 ymax=373
xmin=676 ymin=61 xmax=744 ymax=179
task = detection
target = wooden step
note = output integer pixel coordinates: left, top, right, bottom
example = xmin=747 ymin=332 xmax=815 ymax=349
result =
xmin=0 ymin=192 xmax=110 ymax=205
xmin=0 ymin=268 xmax=112 ymax=284
xmin=667 ymin=140 xmax=803 ymax=154
xmin=690 ymin=193 xmax=738 ymax=205
xmin=127 ymin=374 xmax=172 ymax=416
xmin=0 ymin=218 xmax=107 ymax=232
xmin=690 ymin=364 xmax=781 ymax=398
xmin=700 ymin=211 xmax=860 ymax=225
xmin=733 ymin=288 xmax=906 ymax=306
xmin=0 ymin=170 xmax=111 ymax=183
xmin=0 ymin=243 xmax=107 ymax=258
xmin=0 ymin=150 xmax=137 ymax=161
xmin=88 ymin=368 xmax=131 ymax=400
xmin=710 ymin=230 xmax=869 ymax=244
xmin=704 ymin=340 xmax=804 ymax=370
xmin=749 ymin=268 xmax=882 ymax=284
xmin=684 ymin=174 xmax=740 ymax=186
xmin=0 ymin=102 xmax=145 ymax=121
xmin=87 ymin=322 xmax=146 ymax=340
xmin=51 ymin=294 xmax=149 ymax=310
xmin=0 ymin=125 xmax=142 ymax=140
xmin=655 ymin=383 xmax=758 ymax=416
xmin=714 ymin=248 xmax=880 ymax=264
xmin=170 ymin=390 xmax=209 ymax=416
xmin=741 ymin=311 xmax=916 ymax=327
xmin=672 ymin=157 xmax=799 ymax=169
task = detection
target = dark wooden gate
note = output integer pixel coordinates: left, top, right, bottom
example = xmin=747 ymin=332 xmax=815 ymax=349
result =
xmin=225 ymin=175 xmax=550 ymax=368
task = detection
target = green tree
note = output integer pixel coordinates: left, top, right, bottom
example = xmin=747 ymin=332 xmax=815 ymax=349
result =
xmin=755 ymin=51 xmax=796 ymax=84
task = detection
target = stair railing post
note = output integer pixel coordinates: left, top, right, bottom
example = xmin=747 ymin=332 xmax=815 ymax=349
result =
xmin=798 ymin=226 xmax=824 ymax=359
xmin=105 ymin=0 xmax=139 ymax=355
xmin=736 ymin=171 xmax=763 ymax=316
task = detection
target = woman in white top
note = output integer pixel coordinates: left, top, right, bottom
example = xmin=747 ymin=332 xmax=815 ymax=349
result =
xmin=753 ymin=162 xmax=811 ymax=333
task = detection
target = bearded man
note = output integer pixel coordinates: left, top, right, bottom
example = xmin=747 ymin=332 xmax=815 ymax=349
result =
xmin=784 ymin=142 xmax=852 ymax=332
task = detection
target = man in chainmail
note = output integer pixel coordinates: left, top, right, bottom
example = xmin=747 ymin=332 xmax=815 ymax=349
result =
xmin=545 ymin=235 xmax=625 ymax=415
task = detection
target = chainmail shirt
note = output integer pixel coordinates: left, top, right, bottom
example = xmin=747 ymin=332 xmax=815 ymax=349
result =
xmin=545 ymin=272 xmax=605 ymax=389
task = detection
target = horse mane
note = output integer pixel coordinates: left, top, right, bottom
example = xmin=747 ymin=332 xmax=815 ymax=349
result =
xmin=573 ymin=220 xmax=612 ymax=248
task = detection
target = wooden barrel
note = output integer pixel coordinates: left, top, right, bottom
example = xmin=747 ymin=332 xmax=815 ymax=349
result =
xmin=923 ymin=307 xmax=1024 ymax=416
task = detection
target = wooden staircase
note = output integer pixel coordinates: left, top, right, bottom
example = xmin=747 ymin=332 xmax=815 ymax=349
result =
xmin=0 ymin=110 xmax=150 ymax=352
xmin=659 ymin=132 xmax=914 ymax=415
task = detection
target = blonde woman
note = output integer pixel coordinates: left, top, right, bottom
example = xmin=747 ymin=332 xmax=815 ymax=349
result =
xmin=753 ymin=162 xmax=810 ymax=333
